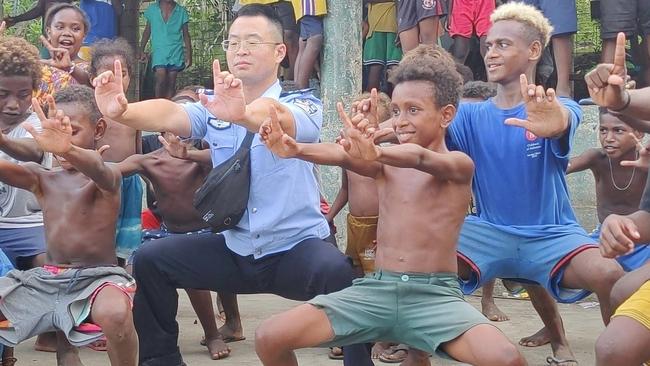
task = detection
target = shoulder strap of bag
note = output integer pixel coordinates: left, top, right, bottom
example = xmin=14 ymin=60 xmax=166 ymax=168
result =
xmin=242 ymin=131 xmax=255 ymax=149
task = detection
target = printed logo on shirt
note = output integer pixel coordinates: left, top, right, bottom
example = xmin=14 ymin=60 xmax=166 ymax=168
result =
xmin=293 ymin=98 xmax=319 ymax=116
xmin=525 ymin=130 xmax=542 ymax=159
xmin=525 ymin=130 xmax=538 ymax=142
xmin=208 ymin=117 xmax=231 ymax=130
xmin=422 ymin=0 xmax=436 ymax=10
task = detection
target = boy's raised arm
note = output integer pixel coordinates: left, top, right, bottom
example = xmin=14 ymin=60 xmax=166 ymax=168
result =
xmin=259 ymin=104 xmax=382 ymax=178
xmin=116 ymin=153 xmax=146 ymax=178
xmin=0 ymin=160 xmax=40 ymax=193
xmin=158 ymin=133 xmax=212 ymax=167
xmin=0 ymin=135 xmax=43 ymax=163
xmin=375 ymin=143 xmax=474 ymax=183
xmin=567 ymin=148 xmax=600 ymax=174
xmin=24 ymin=97 xmax=121 ymax=193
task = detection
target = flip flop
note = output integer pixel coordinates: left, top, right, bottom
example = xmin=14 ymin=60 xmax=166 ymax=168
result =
xmin=378 ymin=344 xmax=409 ymax=364
xmin=328 ymin=346 xmax=344 ymax=360
xmin=546 ymin=356 xmax=578 ymax=365
xmin=1 ymin=357 xmax=16 ymax=366
xmin=86 ymin=337 xmax=108 ymax=352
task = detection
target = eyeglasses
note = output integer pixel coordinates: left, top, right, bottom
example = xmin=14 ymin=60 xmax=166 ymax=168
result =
xmin=221 ymin=39 xmax=282 ymax=52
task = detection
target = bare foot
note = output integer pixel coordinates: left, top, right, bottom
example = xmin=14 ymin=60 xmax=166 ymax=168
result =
xmin=371 ymin=342 xmax=392 ymax=359
xmin=519 ymin=326 xmax=551 ymax=347
xmin=481 ymin=299 xmax=510 ymax=322
xmin=35 ymin=332 xmax=58 ymax=352
xmin=56 ymin=345 xmax=83 ymax=366
xmin=400 ymin=348 xmax=431 ymax=366
xmin=204 ymin=336 xmax=231 ymax=360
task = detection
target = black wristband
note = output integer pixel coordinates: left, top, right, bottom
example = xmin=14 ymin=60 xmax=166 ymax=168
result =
xmin=611 ymin=90 xmax=631 ymax=112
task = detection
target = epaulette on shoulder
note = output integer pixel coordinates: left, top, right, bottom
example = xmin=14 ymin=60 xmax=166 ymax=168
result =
xmin=280 ymin=87 xmax=316 ymax=99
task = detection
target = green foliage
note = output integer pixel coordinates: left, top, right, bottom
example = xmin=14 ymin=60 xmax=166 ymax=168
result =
xmin=3 ymin=0 xmax=45 ymax=46
xmin=575 ymin=0 xmax=601 ymax=54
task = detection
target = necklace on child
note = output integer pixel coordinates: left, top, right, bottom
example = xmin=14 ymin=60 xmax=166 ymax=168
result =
xmin=608 ymin=152 xmax=637 ymax=191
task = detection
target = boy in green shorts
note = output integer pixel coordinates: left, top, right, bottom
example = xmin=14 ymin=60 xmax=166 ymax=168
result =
xmin=363 ymin=0 xmax=402 ymax=92
xmin=254 ymin=44 xmax=525 ymax=366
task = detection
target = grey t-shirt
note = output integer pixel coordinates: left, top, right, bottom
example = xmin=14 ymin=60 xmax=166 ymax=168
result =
xmin=0 ymin=114 xmax=51 ymax=229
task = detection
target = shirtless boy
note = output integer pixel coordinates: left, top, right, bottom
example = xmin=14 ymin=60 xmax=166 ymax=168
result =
xmin=0 ymin=85 xmax=136 ymax=366
xmin=90 ymin=38 xmax=143 ymax=264
xmin=584 ymin=32 xmax=650 ymax=365
xmin=118 ymin=131 xmax=244 ymax=360
xmin=567 ymin=108 xmax=650 ymax=271
xmin=254 ymin=44 xmax=525 ymax=366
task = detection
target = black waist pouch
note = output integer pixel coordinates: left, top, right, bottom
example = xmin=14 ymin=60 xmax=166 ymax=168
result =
xmin=193 ymin=131 xmax=254 ymax=232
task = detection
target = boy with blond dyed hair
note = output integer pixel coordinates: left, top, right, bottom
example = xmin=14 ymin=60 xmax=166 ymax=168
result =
xmin=449 ymin=2 xmax=625 ymax=364
xmin=254 ymin=44 xmax=525 ymax=366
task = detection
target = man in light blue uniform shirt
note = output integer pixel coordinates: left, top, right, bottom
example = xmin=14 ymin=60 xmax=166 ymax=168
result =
xmin=92 ymin=5 xmax=371 ymax=366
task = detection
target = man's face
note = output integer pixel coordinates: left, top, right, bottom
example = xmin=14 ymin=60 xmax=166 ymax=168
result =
xmin=225 ymin=16 xmax=285 ymax=84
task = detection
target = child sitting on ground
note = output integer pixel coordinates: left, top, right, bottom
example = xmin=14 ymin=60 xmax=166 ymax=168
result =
xmin=254 ymin=44 xmax=525 ymax=366
xmin=90 ymin=39 xmax=144 ymax=268
xmin=0 ymin=85 xmax=137 ymax=366
xmin=567 ymin=107 xmax=650 ymax=271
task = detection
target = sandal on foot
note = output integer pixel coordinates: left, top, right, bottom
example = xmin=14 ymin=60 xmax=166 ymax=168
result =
xmin=328 ymin=347 xmax=344 ymax=360
xmin=546 ymin=356 xmax=578 ymax=365
xmin=1 ymin=357 xmax=16 ymax=366
xmin=379 ymin=344 xmax=409 ymax=364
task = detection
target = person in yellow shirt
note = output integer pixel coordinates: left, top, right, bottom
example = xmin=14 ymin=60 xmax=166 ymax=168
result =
xmin=290 ymin=0 xmax=326 ymax=89
xmin=363 ymin=1 xmax=402 ymax=93
xmin=238 ymin=1 xmax=298 ymax=80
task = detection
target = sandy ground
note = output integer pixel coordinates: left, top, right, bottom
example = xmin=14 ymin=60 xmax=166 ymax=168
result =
xmin=14 ymin=290 xmax=603 ymax=365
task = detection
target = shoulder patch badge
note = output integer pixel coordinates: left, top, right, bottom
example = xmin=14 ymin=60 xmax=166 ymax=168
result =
xmin=293 ymin=98 xmax=319 ymax=116
xmin=208 ymin=117 xmax=231 ymax=130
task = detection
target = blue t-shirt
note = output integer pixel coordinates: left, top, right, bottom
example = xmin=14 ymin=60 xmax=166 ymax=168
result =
xmin=447 ymin=98 xmax=586 ymax=236
xmin=182 ymin=81 xmax=330 ymax=258
xmin=81 ymin=0 xmax=117 ymax=45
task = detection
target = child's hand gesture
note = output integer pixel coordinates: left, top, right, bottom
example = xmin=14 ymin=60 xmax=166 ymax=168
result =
xmin=200 ymin=60 xmax=246 ymax=123
xmin=260 ymin=105 xmax=299 ymax=158
xmin=620 ymin=135 xmax=650 ymax=170
xmin=158 ymin=132 xmax=190 ymax=159
xmin=351 ymin=88 xmax=381 ymax=129
xmin=599 ymin=213 xmax=639 ymax=258
xmin=93 ymin=59 xmax=129 ymax=120
xmin=585 ymin=33 xmax=630 ymax=111
xmin=337 ymin=103 xmax=379 ymax=161
xmin=39 ymin=36 xmax=73 ymax=72
xmin=23 ymin=96 xmax=73 ymax=155
xmin=504 ymin=74 xmax=569 ymax=138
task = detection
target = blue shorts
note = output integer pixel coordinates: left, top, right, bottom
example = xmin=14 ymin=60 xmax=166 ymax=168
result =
xmin=590 ymin=225 xmax=650 ymax=272
xmin=457 ymin=216 xmax=597 ymax=303
xmin=116 ymin=175 xmax=143 ymax=259
xmin=299 ymin=15 xmax=323 ymax=40
xmin=522 ymin=0 xmax=577 ymax=35
xmin=0 ymin=226 xmax=46 ymax=269
xmin=152 ymin=64 xmax=185 ymax=72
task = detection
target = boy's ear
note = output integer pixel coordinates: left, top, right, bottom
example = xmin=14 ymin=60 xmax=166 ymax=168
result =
xmin=94 ymin=118 xmax=107 ymax=141
xmin=634 ymin=131 xmax=645 ymax=140
xmin=440 ymin=104 xmax=457 ymax=128
xmin=528 ymin=40 xmax=543 ymax=62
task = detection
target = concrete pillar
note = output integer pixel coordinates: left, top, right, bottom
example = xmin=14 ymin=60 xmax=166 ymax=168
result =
xmin=319 ymin=1 xmax=362 ymax=244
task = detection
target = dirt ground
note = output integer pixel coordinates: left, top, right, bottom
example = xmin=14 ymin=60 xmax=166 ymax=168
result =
xmin=14 ymin=289 xmax=603 ymax=366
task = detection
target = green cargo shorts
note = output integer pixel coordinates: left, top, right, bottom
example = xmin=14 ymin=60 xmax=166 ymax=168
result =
xmin=309 ymin=269 xmax=490 ymax=359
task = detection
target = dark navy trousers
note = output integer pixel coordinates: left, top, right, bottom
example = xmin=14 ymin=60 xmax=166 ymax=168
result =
xmin=133 ymin=232 xmax=373 ymax=366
